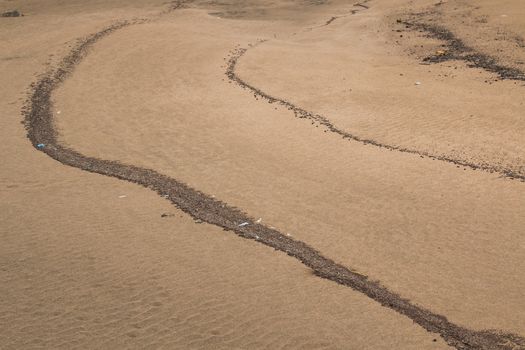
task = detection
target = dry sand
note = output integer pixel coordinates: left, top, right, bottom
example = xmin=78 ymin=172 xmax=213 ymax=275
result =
xmin=1 ymin=0 xmax=524 ymax=349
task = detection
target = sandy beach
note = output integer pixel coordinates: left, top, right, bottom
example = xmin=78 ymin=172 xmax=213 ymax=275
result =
xmin=1 ymin=0 xmax=524 ymax=349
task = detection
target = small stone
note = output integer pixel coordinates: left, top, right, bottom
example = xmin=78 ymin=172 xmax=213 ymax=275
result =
xmin=2 ymin=10 xmax=22 ymax=17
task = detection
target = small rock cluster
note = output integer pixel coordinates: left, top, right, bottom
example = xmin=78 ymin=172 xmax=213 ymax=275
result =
xmin=2 ymin=10 xmax=23 ymax=17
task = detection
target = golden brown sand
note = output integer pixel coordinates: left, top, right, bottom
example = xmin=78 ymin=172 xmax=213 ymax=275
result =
xmin=1 ymin=0 xmax=524 ymax=349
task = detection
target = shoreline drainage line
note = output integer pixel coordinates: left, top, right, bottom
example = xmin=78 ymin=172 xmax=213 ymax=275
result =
xmin=23 ymin=14 xmax=525 ymax=350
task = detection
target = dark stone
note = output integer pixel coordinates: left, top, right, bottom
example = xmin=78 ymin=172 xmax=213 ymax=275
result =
xmin=2 ymin=10 xmax=23 ymax=17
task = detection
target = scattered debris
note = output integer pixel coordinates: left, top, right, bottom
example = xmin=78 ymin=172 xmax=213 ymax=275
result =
xmin=238 ymin=222 xmax=249 ymax=227
xmin=194 ymin=219 xmax=203 ymax=224
xmin=256 ymin=218 xmax=262 ymax=223
xmin=415 ymin=81 xmax=422 ymax=85
xmin=161 ymin=213 xmax=174 ymax=218
xmin=36 ymin=143 xmax=45 ymax=148
xmin=1 ymin=10 xmax=23 ymax=17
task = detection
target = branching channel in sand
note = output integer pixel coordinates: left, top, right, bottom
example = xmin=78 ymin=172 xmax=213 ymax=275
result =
xmin=23 ymin=5 xmax=525 ymax=350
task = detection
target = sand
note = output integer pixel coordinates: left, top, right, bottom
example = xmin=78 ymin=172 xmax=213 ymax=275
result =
xmin=1 ymin=0 xmax=524 ymax=349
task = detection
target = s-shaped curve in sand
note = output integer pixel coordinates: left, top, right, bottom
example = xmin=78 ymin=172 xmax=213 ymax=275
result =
xmin=23 ymin=5 xmax=525 ymax=350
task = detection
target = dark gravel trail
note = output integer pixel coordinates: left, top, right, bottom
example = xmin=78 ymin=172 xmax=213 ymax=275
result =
xmin=226 ymin=43 xmax=525 ymax=182
xmin=23 ymin=7 xmax=525 ymax=350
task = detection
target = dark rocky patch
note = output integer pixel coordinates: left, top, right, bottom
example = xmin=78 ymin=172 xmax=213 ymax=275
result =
xmin=396 ymin=20 xmax=525 ymax=82
xmin=2 ymin=10 xmax=23 ymax=17
xmin=324 ymin=16 xmax=337 ymax=25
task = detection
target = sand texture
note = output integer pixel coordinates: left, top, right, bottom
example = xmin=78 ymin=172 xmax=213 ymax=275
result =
xmin=1 ymin=0 xmax=524 ymax=349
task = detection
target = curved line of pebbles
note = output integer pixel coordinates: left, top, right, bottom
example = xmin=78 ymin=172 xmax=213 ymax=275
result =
xmin=23 ymin=9 xmax=525 ymax=350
